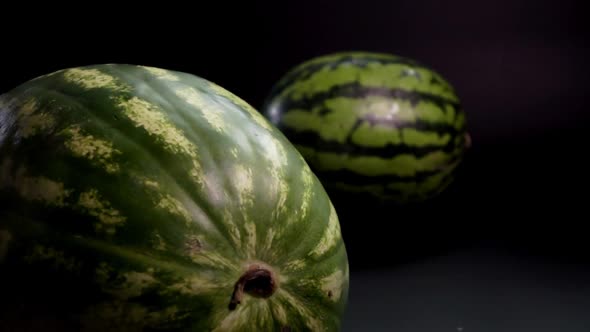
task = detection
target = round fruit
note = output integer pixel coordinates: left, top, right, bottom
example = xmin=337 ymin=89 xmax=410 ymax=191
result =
xmin=261 ymin=52 xmax=470 ymax=203
xmin=0 ymin=65 xmax=349 ymax=331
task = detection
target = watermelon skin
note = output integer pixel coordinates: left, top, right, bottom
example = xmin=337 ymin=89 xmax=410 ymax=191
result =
xmin=261 ymin=52 xmax=469 ymax=203
xmin=0 ymin=65 xmax=348 ymax=331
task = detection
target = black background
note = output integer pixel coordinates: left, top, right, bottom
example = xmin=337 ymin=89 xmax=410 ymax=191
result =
xmin=2 ymin=1 xmax=589 ymax=330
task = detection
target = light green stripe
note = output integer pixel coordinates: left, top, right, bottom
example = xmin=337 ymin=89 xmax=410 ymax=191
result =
xmin=16 ymin=98 xmax=56 ymax=138
xmin=275 ymin=289 xmax=325 ymax=331
xmin=281 ymin=62 xmax=458 ymax=102
xmin=282 ymin=97 xmax=457 ymax=144
xmin=282 ymin=107 xmax=355 ymax=144
xmin=281 ymin=52 xmax=409 ymax=86
xmin=310 ymin=203 xmax=341 ymax=258
xmin=331 ymin=173 xmax=453 ymax=200
xmin=350 ymin=123 xmax=402 ymax=147
xmin=444 ymin=104 xmax=457 ymax=124
xmin=386 ymin=167 xmax=453 ymax=194
xmin=1 ymin=160 xmax=72 ymax=207
xmin=62 ymin=68 xmax=128 ymax=91
xmin=401 ymin=128 xmax=452 ymax=147
xmin=351 ymin=125 xmax=451 ymax=147
xmin=60 ymin=126 xmax=122 ymax=173
xmin=301 ymin=150 xmax=453 ymax=177
xmin=290 ymin=52 xmax=400 ymax=71
xmin=322 ymin=96 xmax=418 ymax=122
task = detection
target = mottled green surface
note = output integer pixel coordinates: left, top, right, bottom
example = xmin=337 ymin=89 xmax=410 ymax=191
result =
xmin=0 ymin=65 xmax=349 ymax=331
xmin=262 ymin=52 xmax=469 ymax=203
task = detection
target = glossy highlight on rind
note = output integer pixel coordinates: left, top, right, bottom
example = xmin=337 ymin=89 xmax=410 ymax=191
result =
xmin=0 ymin=64 xmax=349 ymax=331
xmin=261 ymin=51 xmax=469 ymax=203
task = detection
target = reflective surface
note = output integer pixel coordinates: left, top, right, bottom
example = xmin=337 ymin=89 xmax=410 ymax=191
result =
xmin=344 ymin=247 xmax=590 ymax=331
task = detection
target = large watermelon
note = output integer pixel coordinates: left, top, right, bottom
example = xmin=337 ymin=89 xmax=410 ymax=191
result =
xmin=261 ymin=52 xmax=470 ymax=203
xmin=0 ymin=65 xmax=349 ymax=331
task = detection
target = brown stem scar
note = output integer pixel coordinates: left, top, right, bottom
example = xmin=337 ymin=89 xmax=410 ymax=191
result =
xmin=228 ymin=266 xmax=276 ymax=311
xmin=465 ymin=132 xmax=472 ymax=149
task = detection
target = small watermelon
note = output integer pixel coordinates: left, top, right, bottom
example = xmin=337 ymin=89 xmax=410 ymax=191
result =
xmin=261 ymin=51 xmax=470 ymax=204
xmin=0 ymin=65 xmax=349 ymax=331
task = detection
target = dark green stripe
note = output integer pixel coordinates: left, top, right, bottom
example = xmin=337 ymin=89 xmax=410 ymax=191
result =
xmin=270 ymin=53 xmax=435 ymax=96
xmin=281 ymin=125 xmax=464 ymax=159
xmin=331 ymin=171 xmax=455 ymax=200
xmin=314 ymin=159 xmax=459 ymax=186
xmin=345 ymin=116 xmax=463 ymax=136
xmin=269 ymin=82 xmax=461 ymax=120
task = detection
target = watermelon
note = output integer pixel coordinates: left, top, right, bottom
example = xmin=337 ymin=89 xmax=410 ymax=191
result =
xmin=261 ymin=52 xmax=470 ymax=203
xmin=0 ymin=65 xmax=349 ymax=331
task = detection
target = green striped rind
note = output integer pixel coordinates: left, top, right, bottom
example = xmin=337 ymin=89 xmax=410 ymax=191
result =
xmin=269 ymin=52 xmax=458 ymax=103
xmin=0 ymin=65 xmax=348 ymax=331
xmin=262 ymin=52 xmax=468 ymax=202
